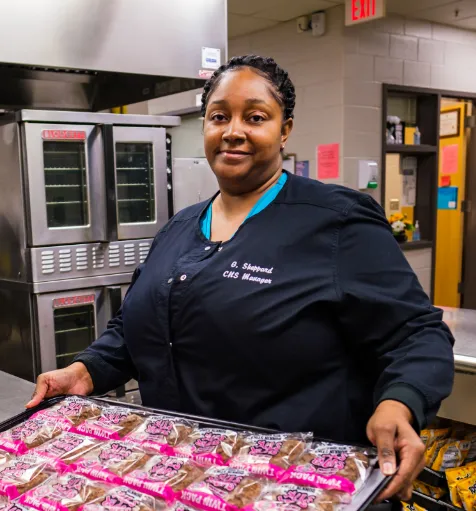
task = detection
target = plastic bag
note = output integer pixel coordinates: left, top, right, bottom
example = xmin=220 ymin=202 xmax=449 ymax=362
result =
xmin=0 ymin=418 xmax=66 ymax=455
xmin=83 ymin=486 xmax=165 ymax=511
xmin=279 ymin=442 xmax=375 ymax=494
xmin=31 ymin=433 xmax=100 ymax=473
xmin=401 ymin=502 xmax=427 ymax=511
xmin=446 ymin=464 xmax=476 ymax=508
xmin=33 ymin=398 xmax=102 ymax=429
xmin=456 ymin=475 xmax=476 ymax=511
xmin=76 ymin=407 xmax=144 ymax=441
xmin=0 ymin=454 xmax=52 ymax=499
xmin=174 ymin=429 xmax=240 ymax=467
xmin=248 ymin=483 xmax=351 ymax=511
xmin=423 ymin=429 xmax=450 ymax=466
xmin=19 ymin=473 xmax=108 ymax=511
xmin=0 ymin=503 xmax=34 ymax=511
xmin=464 ymin=431 xmax=476 ymax=463
xmin=74 ymin=441 xmax=150 ymax=485
xmin=123 ymin=454 xmax=203 ymax=501
xmin=0 ymin=453 xmax=10 ymax=468
xmin=431 ymin=439 xmax=471 ymax=471
xmin=180 ymin=466 xmax=264 ymax=511
xmin=228 ymin=434 xmax=311 ymax=480
xmin=127 ymin=415 xmax=197 ymax=455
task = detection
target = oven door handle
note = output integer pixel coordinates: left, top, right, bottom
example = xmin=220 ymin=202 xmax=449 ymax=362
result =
xmin=102 ymin=124 xmax=118 ymax=242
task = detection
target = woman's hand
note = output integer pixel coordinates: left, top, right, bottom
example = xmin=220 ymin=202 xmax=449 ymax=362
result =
xmin=25 ymin=362 xmax=94 ymax=408
xmin=367 ymin=400 xmax=426 ymax=502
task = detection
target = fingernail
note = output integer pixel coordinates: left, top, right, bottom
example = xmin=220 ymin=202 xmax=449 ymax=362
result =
xmin=383 ymin=462 xmax=395 ymax=476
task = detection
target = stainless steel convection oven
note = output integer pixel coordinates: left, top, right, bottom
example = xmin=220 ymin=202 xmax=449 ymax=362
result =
xmin=0 ymin=0 xmax=227 ymax=389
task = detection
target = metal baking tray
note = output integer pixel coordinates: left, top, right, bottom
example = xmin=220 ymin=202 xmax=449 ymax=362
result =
xmin=0 ymin=395 xmax=394 ymax=511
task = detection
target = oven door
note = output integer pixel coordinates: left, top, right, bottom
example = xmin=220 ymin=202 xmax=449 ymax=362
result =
xmin=35 ymin=288 xmax=108 ymax=373
xmin=23 ymin=123 xmax=106 ymax=247
xmin=111 ymin=126 xmax=168 ymax=240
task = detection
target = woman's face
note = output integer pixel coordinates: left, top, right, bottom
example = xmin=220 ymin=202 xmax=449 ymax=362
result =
xmin=203 ymin=67 xmax=293 ymax=194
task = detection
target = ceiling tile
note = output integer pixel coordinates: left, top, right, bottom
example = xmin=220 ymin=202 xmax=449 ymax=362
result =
xmin=228 ymin=0 xmax=280 ymax=16
xmin=253 ymin=0 xmax=337 ymax=21
xmin=454 ymin=15 xmax=476 ymax=29
xmin=228 ymin=13 xmax=279 ymax=38
xmin=414 ymin=0 xmax=476 ymax=24
xmin=386 ymin=0 xmax=459 ymax=16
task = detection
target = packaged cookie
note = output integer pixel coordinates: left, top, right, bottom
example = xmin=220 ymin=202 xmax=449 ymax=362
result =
xmin=83 ymin=486 xmax=164 ymax=511
xmin=74 ymin=441 xmax=150 ymax=485
xmin=0 ymin=454 xmax=10 ymax=468
xmin=412 ymin=480 xmax=446 ymax=500
xmin=228 ymin=433 xmax=311 ymax=480
xmin=19 ymin=474 xmax=108 ymax=511
xmin=446 ymin=465 xmax=476 ymax=508
xmin=249 ymin=483 xmax=351 ymax=511
xmin=123 ymin=455 xmax=203 ymax=501
xmin=32 ymin=398 xmax=102 ymax=429
xmin=76 ymin=407 xmax=144 ymax=441
xmin=180 ymin=466 xmax=263 ymax=511
xmin=31 ymin=433 xmax=100 ymax=473
xmin=401 ymin=502 xmax=427 ymax=511
xmin=0 ymin=418 xmax=66 ymax=455
xmin=174 ymin=429 xmax=239 ymax=467
xmin=0 ymin=454 xmax=52 ymax=499
xmin=0 ymin=503 xmax=34 ymax=511
xmin=424 ymin=429 xmax=450 ymax=466
xmin=456 ymin=475 xmax=476 ymax=511
xmin=431 ymin=439 xmax=471 ymax=471
xmin=464 ymin=431 xmax=476 ymax=463
xmin=127 ymin=416 xmax=197 ymax=455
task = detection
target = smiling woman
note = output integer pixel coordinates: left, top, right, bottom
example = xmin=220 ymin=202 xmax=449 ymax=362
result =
xmin=29 ymin=55 xmax=454 ymax=503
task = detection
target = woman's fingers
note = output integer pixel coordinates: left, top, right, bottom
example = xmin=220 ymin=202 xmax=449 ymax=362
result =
xmin=25 ymin=374 xmax=49 ymax=408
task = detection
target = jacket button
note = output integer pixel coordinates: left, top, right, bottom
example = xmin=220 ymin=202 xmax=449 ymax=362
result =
xmin=167 ymin=278 xmax=173 ymax=284
xmin=204 ymin=246 xmax=211 ymax=251
xmin=180 ymin=274 xmax=187 ymax=281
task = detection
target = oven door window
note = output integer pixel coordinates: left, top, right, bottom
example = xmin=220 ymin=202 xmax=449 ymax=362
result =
xmin=54 ymin=305 xmax=95 ymax=369
xmin=115 ymin=142 xmax=155 ymax=224
xmin=44 ymin=141 xmax=89 ymax=228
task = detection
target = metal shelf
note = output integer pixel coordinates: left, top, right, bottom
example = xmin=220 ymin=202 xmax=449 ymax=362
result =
xmin=385 ymin=144 xmax=437 ymax=154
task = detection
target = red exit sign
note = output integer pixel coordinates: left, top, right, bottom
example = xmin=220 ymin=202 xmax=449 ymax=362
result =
xmin=346 ymin=0 xmax=385 ymax=25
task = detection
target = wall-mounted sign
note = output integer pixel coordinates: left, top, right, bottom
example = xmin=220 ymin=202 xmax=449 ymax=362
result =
xmin=345 ymin=0 xmax=386 ymax=26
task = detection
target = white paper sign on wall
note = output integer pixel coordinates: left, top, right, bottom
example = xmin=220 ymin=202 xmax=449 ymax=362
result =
xmin=202 ymin=47 xmax=221 ymax=70
xmin=345 ymin=0 xmax=386 ymax=26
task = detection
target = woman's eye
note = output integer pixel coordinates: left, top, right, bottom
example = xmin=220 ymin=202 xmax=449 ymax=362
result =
xmin=211 ymin=113 xmax=227 ymax=122
xmin=249 ymin=115 xmax=265 ymax=123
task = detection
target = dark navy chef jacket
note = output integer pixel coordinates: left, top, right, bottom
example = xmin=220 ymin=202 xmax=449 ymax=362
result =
xmin=76 ymin=172 xmax=455 ymax=444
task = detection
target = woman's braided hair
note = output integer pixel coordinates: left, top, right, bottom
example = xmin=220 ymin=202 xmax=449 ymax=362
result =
xmin=201 ymin=55 xmax=296 ymax=120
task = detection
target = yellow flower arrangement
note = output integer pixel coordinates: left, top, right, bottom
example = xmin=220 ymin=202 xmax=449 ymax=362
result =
xmin=388 ymin=212 xmax=414 ymax=240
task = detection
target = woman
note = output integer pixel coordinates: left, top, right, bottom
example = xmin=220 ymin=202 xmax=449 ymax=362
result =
xmin=28 ymin=55 xmax=454 ymax=502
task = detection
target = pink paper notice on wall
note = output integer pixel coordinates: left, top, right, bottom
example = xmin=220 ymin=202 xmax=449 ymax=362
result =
xmin=317 ymin=143 xmax=340 ymax=179
xmin=442 ymin=144 xmax=459 ymax=175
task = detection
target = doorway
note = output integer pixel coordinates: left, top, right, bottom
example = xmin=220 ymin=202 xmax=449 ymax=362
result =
xmin=434 ymin=99 xmax=476 ymax=308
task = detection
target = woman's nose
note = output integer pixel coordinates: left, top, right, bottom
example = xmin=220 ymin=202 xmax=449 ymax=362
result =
xmin=222 ymin=118 xmax=246 ymax=142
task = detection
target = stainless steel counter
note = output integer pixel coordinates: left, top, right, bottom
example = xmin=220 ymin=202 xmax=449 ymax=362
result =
xmin=442 ymin=307 xmax=476 ymax=372
xmin=0 ymin=371 xmax=35 ymax=423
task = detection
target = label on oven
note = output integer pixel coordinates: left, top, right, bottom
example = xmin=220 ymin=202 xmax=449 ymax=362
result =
xmin=42 ymin=130 xmax=86 ymax=140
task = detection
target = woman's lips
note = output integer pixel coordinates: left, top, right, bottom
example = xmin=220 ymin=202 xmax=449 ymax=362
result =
xmin=219 ymin=151 xmax=251 ymax=161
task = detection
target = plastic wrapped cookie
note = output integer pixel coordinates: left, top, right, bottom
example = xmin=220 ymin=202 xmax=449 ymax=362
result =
xmin=180 ymin=466 xmax=264 ymax=511
xmin=127 ymin=415 xmax=197 ymax=455
xmin=76 ymin=407 xmax=144 ymax=442
xmin=280 ymin=442 xmax=376 ymax=494
xmin=228 ymin=434 xmax=311 ymax=480
xmin=0 ymin=418 xmax=66 ymax=455
xmin=123 ymin=455 xmax=203 ymax=501
xmin=31 ymin=433 xmax=100 ymax=473
xmin=19 ymin=473 xmax=108 ymax=511
xmin=83 ymin=486 xmax=165 ymax=511
xmin=173 ymin=429 xmax=240 ymax=467
xmin=74 ymin=441 xmax=150 ymax=485
xmin=32 ymin=398 xmax=102 ymax=429
xmin=249 ymin=484 xmax=351 ymax=511
xmin=0 ymin=503 xmax=33 ymax=511
xmin=0 ymin=454 xmax=52 ymax=499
